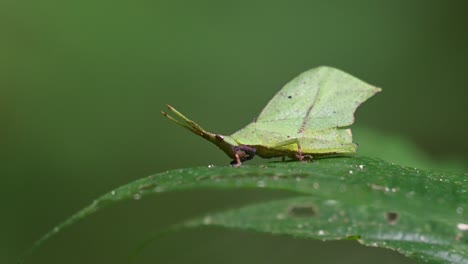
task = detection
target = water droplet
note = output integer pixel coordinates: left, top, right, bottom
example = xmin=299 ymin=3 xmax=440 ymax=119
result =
xmin=133 ymin=193 xmax=142 ymax=200
xmin=313 ymin=182 xmax=320 ymax=189
xmin=257 ymin=180 xmax=266 ymax=187
xmin=111 ymin=190 xmax=116 ymax=196
xmin=456 ymin=207 xmax=464 ymax=215
xmin=203 ymin=216 xmax=213 ymax=225
xmin=318 ymin=230 xmax=325 ymax=236
xmin=208 ymin=164 xmax=214 ymax=168
xmin=139 ymin=183 xmax=156 ymax=191
xmin=358 ymin=165 xmax=364 ymax=170
xmin=53 ymin=227 xmax=60 ymax=233
xmin=276 ymin=213 xmax=286 ymax=220
xmin=154 ymin=186 xmax=164 ymax=193
xmin=295 ymin=177 xmax=302 ymax=182
xmin=297 ymin=224 xmax=303 ymax=229
xmin=457 ymin=223 xmax=468 ymax=231
xmin=370 ymin=184 xmax=385 ymax=191
xmin=324 ymin=200 xmax=337 ymax=205
xmin=419 ymin=235 xmax=426 ymax=241
xmin=349 ymin=170 xmax=353 ymax=174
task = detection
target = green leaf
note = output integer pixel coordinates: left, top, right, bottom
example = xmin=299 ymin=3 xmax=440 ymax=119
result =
xmin=23 ymin=156 xmax=467 ymax=264
xmin=184 ymin=196 xmax=467 ymax=264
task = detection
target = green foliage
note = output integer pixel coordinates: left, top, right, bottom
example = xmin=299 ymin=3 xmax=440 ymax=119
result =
xmin=354 ymin=127 xmax=468 ymax=173
xmin=24 ymin=156 xmax=467 ymax=264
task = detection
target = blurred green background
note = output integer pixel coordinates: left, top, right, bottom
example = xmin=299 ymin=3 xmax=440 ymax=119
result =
xmin=2 ymin=0 xmax=467 ymax=263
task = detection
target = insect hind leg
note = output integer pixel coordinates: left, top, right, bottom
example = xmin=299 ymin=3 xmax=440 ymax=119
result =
xmin=271 ymin=138 xmax=312 ymax=162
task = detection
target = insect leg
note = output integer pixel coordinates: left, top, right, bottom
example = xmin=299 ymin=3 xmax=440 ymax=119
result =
xmin=296 ymin=142 xmax=304 ymax=161
xmin=271 ymin=138 xmax=312 ymax=162
xmin=230 ymin=145 xmax=256 ymax=166
xmin=231 ymin=153 xmax=242 ymax=167
xmin=295 ymin=142 xmax=313 ymax=161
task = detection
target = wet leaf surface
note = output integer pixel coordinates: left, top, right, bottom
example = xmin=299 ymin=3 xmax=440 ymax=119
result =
xmin=23 ymin=156 xmax=467 ymax=264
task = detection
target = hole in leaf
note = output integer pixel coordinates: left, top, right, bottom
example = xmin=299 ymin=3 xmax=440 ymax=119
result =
xmin=288 ymin=205 xmax=318 ymax=217
xmin=386 ymin=211 xmax=399 ymax=225
xmin=288 ymin=96 xmax=292 ymax=99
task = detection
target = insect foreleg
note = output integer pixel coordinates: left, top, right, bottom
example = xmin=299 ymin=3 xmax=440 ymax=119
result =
xmin=230 ymin=145 xmax=256 ymax=167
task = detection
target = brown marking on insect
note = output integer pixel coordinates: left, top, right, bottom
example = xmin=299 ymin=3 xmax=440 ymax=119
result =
xmin=298 ymin=94 xmax=319 ymax=133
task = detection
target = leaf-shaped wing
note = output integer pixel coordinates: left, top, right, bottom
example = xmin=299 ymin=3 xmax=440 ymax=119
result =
xmin=231 ymin=66 xmax=380 ymax=149
xmin=256 ymin=66 xmax=380 ymax=131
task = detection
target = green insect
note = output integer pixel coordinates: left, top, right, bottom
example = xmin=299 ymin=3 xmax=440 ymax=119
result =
xmin=162 ymin=66 xmax=381 ymax=166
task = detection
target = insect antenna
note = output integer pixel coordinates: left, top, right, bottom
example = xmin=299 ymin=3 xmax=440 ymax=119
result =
xmin=161 ymin=104 xmax=208 ymax=136
xmin=161 ymin=110 xmax=195 ymax=133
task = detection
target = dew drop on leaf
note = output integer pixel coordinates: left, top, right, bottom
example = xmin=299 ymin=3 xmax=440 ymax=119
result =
xmin=203 ymin=216 xmax=213 ymax=225
xmin=276 ymin=213 xmax=286 ymax=220
xmin=257 ymin=180 xmax=266 ymax=187
xmin=457 ymin=223 xmax=468 ymax=231
xmin=313 ymin=182 xmax=320 ymax=189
